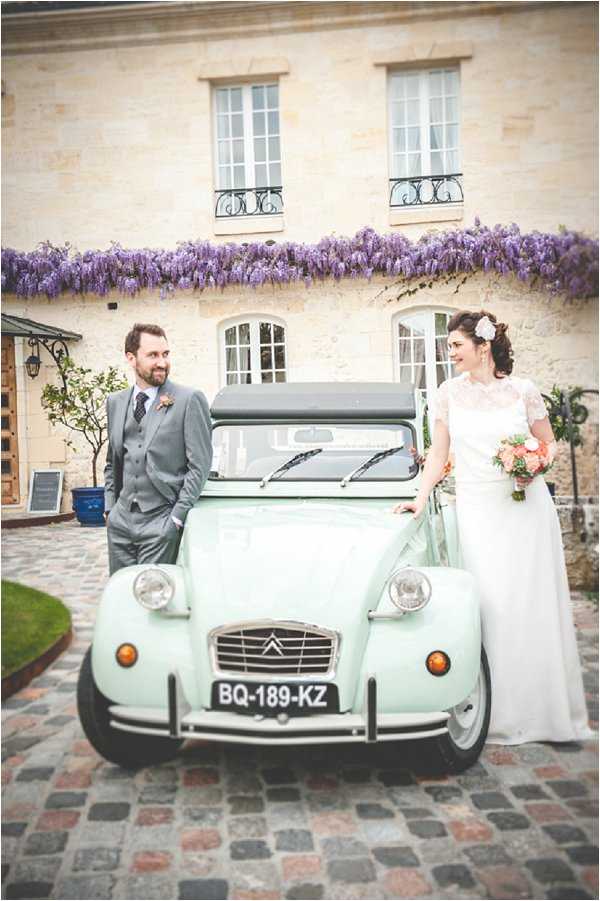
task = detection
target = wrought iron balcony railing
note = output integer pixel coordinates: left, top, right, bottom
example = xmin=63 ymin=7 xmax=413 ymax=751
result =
xmin=215 ymin=187 xmax=283 ymax=218
xmin=389 ymin=173 xmax=464 ymax=208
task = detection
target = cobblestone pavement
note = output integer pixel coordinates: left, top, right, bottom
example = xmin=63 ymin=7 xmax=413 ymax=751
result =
xmin=2 ymin=522 xmax=598 ymax=901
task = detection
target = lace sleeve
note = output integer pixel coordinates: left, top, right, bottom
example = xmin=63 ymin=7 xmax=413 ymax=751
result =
xmin=434 ymin=380 xmax=449 ymax=427
xmin=523 ymin=379 xmax=549 ymax=426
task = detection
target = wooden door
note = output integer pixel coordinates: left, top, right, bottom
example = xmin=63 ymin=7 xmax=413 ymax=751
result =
xmin=1 ymin=336 xmax=20 ymax=504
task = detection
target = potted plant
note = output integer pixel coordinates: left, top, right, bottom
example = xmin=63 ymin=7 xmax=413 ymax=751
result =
xmin=543 ymin=385 xmax=589 ymax=497
xmin=42 ymin=358 xmax=128 ymax=526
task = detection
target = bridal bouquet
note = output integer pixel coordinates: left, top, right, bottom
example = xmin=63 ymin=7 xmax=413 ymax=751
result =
xmin=493 ymin=435 xmax=552 ymax=501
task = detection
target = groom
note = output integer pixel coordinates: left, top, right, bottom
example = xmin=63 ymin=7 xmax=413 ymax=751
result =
xmin=104 ymin=323 xmax=212 ymax=575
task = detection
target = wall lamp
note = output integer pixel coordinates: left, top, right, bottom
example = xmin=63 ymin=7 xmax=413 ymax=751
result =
xmin=25 ymin=336 xmax=69 ymax=389
xmin=25 ymin=347 xmax=42 ymax=378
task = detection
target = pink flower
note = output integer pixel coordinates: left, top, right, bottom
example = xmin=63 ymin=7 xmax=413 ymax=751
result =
xmin=500 ymin=449 xmax=515 ymax=472
xmin=525 ymin=452 xmax=541 ymax=474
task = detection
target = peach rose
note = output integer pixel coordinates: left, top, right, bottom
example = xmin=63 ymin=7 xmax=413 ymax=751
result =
xmin=525 ymin=452 xmax=541 ymax=473
xmin=500 ymin=449 xmax=515 ymax=471
xmin=513 ymin=446 xmax=528 ymax=458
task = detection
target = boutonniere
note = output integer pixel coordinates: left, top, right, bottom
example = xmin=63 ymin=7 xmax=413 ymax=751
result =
xmin=156 ymin=393 xmax=175 ymax=411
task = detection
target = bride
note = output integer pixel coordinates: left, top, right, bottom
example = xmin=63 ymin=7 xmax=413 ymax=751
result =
xmin=395 ymin=309 xmax=592 ymax=745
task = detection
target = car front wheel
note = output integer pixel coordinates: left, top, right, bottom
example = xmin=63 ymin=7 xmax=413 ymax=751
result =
xmin=77 ymin=647 xmax=183 ymax=768
xmin=427 ymin=646 xmax=491 ymax=774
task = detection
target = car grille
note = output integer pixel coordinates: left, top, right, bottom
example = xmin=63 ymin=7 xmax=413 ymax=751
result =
xmin=213 ymin=623 xmax=337 ymax=677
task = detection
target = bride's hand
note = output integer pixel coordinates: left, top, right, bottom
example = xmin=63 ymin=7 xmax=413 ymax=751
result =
xmin=515 ymin=474 xmax=535 ymax=489
xmin=393 ymin=498 xmax=426 ymax=518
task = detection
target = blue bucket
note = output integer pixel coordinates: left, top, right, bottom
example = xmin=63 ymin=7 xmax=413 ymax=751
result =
xmin=72 ymin=486 xmax=105 ymax=527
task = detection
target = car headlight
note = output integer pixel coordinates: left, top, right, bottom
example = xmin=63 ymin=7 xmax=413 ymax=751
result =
xmin=133 ymin=568 xmax=174 ymax=611
xmin=388 ymin=568 xmax=432 ymax=613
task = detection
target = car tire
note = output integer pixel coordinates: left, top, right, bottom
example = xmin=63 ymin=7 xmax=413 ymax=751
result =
xmin=77 ymin=647 xmax=183 ymax=768
xmin=426 ymin=646 xmax=492 ymax=774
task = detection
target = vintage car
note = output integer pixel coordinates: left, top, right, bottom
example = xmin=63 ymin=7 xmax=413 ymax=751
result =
xmin=77 ymin=382 xmax=491 ymax=773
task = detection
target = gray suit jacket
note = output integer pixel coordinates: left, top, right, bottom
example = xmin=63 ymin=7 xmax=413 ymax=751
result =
xmin=104 ymin=379 xmax=213 ymax=523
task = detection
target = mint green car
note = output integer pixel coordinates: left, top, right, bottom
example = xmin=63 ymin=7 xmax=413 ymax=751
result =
xmin=78 ymin=383 xmax=491 ymax=772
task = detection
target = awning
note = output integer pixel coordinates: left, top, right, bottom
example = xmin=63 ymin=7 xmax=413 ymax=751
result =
xmin=1 ymin=313 xmax=82 ymax=341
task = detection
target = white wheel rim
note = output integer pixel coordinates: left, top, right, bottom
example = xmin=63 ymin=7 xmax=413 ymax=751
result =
xmin=447 ymin=663 xmax=487 ymax=750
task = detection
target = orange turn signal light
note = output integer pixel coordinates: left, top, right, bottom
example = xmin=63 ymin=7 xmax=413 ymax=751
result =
xmin=115 ymin=643 xmax=138 ymax=668
xmin=426 ymin=650 xmax=451 ymax=677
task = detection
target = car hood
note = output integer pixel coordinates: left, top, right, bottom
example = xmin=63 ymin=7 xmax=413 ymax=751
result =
xmin=180 ymin=498 xmax=419 ymax=630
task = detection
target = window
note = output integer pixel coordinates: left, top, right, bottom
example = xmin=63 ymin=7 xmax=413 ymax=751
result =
xmin=395 ymin=309 xmax=455 ymax=412
xmin=222 ymin=318 xmax=287 ymax=385
xmin=388 ymin=68 xmax=462 ymax=206
xmin=210 ymin=422 xmax=418 ymax=482
xmin=214 ymin=83 xmax=283 ymax=217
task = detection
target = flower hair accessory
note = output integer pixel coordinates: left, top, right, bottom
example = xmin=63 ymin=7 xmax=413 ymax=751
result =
xmin=156 ymin=393 xmax=175 ymax=411
xmin=474 ymin=315 xmax=496 ymax=341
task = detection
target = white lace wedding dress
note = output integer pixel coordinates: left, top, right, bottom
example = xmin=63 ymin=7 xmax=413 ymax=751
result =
xmin=436 ymin=373 xmax=593 ymax=744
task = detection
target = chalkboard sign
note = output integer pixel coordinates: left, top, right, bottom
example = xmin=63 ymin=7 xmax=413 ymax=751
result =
xmin=27 ymin=469 xmax=64 ymax=515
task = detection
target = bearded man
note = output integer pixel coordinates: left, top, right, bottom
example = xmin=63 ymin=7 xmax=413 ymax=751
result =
xmin=104 ymin=323 xmax=212 ymax=575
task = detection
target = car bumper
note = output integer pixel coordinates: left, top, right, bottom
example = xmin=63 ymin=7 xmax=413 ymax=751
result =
xmin=108 ymin=672 xmax=450 ymax=745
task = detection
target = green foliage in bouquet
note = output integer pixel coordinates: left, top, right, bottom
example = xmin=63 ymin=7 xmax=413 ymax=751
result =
xmin=41 ymin=358 xmax=128 ymax=487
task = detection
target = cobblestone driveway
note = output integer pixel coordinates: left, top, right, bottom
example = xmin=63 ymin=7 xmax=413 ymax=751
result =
xmin=2 ymin=522 xmax=598 ymax=901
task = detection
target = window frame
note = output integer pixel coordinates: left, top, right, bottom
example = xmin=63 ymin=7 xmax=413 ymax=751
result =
xmin=392 ymin=308 xmax=456 ymax=428
xmin=219 ymin=314 xmax=287 ymax=387
xmin=212 ymin=81 xmax=282 ymax=194
xmin=386 ymin=65 xmax=462 ymax=181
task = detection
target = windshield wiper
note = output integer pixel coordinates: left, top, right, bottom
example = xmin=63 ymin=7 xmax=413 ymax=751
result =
xmin=340 ymin=446 xmax=404 ymax=488
xmin=259 ymin=448 xmax=323 ymax=488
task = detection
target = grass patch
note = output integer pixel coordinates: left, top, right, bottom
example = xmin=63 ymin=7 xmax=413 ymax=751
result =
xmin=1 ymin=580 xmax=71 ymax=678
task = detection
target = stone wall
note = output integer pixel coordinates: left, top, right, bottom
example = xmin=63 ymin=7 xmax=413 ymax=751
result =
xmin=1 ymin=1 xmax=597 ymax=249
xmin=3 ymin=271 xmax=597 ymax=509
xmin=555 ymin=497 xmax=599 ymax=591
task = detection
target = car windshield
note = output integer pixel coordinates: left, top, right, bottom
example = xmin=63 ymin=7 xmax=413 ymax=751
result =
xmin=209 ymin=423 xmax=419 ymax=481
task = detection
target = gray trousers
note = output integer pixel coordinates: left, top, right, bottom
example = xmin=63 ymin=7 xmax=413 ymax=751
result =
xmin=107 ymin=500 xmax=182 ymax=576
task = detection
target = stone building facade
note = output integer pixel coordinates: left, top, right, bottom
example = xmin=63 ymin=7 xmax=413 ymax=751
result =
xmin=1 ymin=1 xmax=598 ymax=522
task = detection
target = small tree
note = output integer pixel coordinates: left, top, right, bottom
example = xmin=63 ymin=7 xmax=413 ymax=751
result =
xmin=42 ymin=357 xmax=128 ymax=487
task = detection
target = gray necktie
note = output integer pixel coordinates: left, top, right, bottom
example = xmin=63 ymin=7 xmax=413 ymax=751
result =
xmin=134 ymin=392 xmax=148 ymax=424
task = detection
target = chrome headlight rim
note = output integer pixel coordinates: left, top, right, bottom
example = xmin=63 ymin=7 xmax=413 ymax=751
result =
xmin=133 ymin=567 xmax=175 ymax=611
xmin=387 ymin=567 xmax=432 ymax=613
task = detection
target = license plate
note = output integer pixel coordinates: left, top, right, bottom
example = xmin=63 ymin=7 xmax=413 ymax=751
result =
xmin=211 ymin=681 xmax=339 ymax=717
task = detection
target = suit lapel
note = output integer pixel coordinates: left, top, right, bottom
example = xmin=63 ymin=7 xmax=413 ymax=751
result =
xmin=144 ymin=381 xmax=171 ymax=452
xmin=112 ymin=387 xmax=133 ymax=458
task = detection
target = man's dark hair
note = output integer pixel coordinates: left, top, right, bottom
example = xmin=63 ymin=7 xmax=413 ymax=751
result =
xmin=125 ymin=323 xmax=167 ymax=355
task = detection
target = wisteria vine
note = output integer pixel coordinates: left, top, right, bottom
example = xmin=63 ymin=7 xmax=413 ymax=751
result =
xmin=1 ymin=221 xmax=597 ymax=301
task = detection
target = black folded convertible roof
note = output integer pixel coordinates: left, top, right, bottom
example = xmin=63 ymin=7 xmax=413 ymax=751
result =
xmin=211 ymin=382 xmax=417 ymax=421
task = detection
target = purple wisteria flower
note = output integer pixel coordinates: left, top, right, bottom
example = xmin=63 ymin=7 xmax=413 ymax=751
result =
xmin=1 ymin=223 xmax=597 ymax=300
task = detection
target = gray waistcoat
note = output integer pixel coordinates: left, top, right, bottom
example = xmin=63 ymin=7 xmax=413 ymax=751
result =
xmin=119 ymin=401 xmax=166 ymax=512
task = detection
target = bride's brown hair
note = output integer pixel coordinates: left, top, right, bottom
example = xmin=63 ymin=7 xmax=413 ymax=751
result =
xmin=447 ymin=310 xmax=514 ymax=376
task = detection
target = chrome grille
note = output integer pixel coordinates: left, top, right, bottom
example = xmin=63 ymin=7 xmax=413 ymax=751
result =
xmin=212 ymin=622 xmax=337 ymax=677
